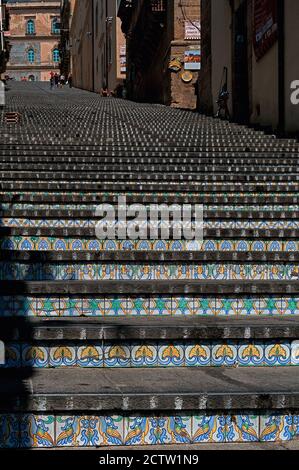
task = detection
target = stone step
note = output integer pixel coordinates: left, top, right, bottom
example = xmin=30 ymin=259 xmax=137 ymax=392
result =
xmin=1 ymin=280 xmax=299 ymax=295
xmin=1 ymin=156 xmax=299 ymax=165
xmin=1 ymin=172 xmax=299 ymax=182
xmin=2 ymin=316 xmax=298 ymax=341
xmin=2 ymin=226 xmax=299 ymax=239
xmin=1 ymin=209 xmax=299 ymax=220
xmin=1 ymin=250 xmax=299 ymax=262
xmin=1 ymin=317 xmax=298 ymax=370
xmin=1 ymin=193 xmax=299 ymax=204
xmin=1 ymin=368 xmax=298 ymax=412
xmin=2 ymin=181 xmax=299 ymax=192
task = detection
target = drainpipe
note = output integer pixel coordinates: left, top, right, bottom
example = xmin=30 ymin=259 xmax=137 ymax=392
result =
xmin=105 ymin=0 xmax=109 ymax=90
xmin=91 ymin=0 xmax=95 ymax=92
xmin=277 ymin=0 xmax=285 ymax=134
xmin=0 ymin=0 xmax=4 ymax=53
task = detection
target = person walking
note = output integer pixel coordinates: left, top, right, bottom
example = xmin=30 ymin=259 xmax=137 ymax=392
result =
xmin=54 ymin=73 xmax=59 ymax=88
xmin=68 ymin=74 xmax=73 ymax=88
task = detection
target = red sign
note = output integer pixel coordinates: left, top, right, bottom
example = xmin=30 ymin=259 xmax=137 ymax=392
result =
xmin=253 ymin=0 xmax=278 ymax=61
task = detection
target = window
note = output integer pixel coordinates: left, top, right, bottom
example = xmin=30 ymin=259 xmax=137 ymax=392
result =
xmin=52 ymin=48 xmax=60 ymax=63
xmin=27 ymin=49 xmax=35 ymax=63
xmin=26 ymin=19 xmax=35 ymax=35
xmin=51 ymin=18 xmax=60 ymax=34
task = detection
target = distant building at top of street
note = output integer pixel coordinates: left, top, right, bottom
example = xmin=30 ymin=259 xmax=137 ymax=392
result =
xmin=6 ymin=0 xmax=61 ymax=82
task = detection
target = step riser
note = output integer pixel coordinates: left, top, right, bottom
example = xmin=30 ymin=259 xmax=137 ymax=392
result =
xmin=1 ymin=262 xmax=298 ymax=281
xmin=0 ymin=295 xmax=297 ymax=317
xmin=1 ymin=413 xmax=297 ymax=448
xmin=2 ymin=340 xmax=298 ymax=368
xmin=1 ymin=238 xmax=298 ymax=251
xmin=2 ymin=219 xmax=299 ymax=229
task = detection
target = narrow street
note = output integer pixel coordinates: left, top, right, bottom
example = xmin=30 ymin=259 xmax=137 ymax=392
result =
xmin=1 ymin=82 xmax=299 ymax=448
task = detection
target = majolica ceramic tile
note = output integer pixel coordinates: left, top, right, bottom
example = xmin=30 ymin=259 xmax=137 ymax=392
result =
xmin=0 ymin=415 xmax=19 ymax=448
xmin=264 ymin=341 xmax=291 ymax=366
xmin=192 ymin=415 xmax=220 ymax=443
xmin=21 ymin=345 xmax=48 ymax=368
xmin=106 ymin=297 xmax=127 ymax=316
xmin=149 ymin=297 xmax=172 ymax=316
xmin=77 ymin=345 xmax=103 ymax=367
xmin=260 ymin=414 xmax=293 ymax=442
xmin=227 ymin=416 xmax=259 ymax=442
xmin=211 ymin=343 xmax=238 ymax=367
xmin=49 ymin=345 xmax=76 ymax=367
xmin=238 ymin=342 xmax=264 ymax=367
xmin=104 ymin=344 xmax=130 ymax=368
xmin=185 ymin=343 xmax=211 ymax=366
xmin=291 ymin=341 xmax=299 ymax=365
xmin=158 ymin=344 xmax=184 ymax=367
xmin=98 ymin=416 xmax=124 ymax=446
xmin=131 ymin=343 xmax=158 ymax=367
xmin=20 ymin=415 xmax=55 ymax=448
xmin=56 ymin=416 xmax=100 ymax=447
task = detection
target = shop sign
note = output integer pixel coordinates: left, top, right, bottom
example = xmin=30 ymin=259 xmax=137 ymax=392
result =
xmin=185 ymin=20 xmax=201 ymax=40
xmin=253 ymin=0 xmax=278 ymax=61
xmin=184 ymin=48 xmax=201 ymax=71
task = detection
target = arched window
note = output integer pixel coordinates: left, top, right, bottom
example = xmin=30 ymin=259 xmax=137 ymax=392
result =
xmin=52 ymin=48 xmax=60 ymax=63
xmin=27 ymin=49 xmax=35 ymax=63
xmin=51 ymin=18 xmax=60 ymax=34
xmin=26 ymin=19 xmax=35 ymax=35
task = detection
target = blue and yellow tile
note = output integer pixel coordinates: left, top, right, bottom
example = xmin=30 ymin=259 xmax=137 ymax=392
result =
xmin=49 ymin=345 xmax=76 ymax=367
xmin=185 ymin=343 xmax=211 ymax=366
xmin=21 ymin=345 xmax=48 ymax=368
xmin=238 ymin=342 xmax=264 ymax=367
xmin=104 ymin=344 xmax=131 ymax=368
xmin=158 ymin=344 xmax=184 ymax=367
xmin=291 ymin=341 xmax=299 ymax=365
xmin=212 ymin=343 xmax=238 ymax=366
xmin=20 ymin=415 xmax=55 ymax=448
xmin=131 ymin=344 xmax=158 ymax=367
xmin=98 ymin=416 xmax=124 ymax=446
xmin=264 ymin=341 xmax=291 ymax=366
xmin=77 ymin=345 xmax=103 ymax=368
xmin=0 ymin=415 xmax=19 ymax=448
xmin=56 ymin=416 xmax=100 ymax=447
xmin=260 ymin=414 xmax=293 ymax=442
xmin=192 ymin=415 xmax=220 ymax=443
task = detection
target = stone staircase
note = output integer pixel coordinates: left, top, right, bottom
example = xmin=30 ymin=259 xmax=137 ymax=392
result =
xmin=0 ymin=82 xmax=299 ymax=448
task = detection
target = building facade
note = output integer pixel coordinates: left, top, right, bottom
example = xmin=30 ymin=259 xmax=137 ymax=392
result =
xmin=70 ymin=0 xmax=126 ymax=93
xmin=118 ymin=0 xmax=201 ymax=109
xmin=200 ymin=0 xmax=299 ymax=134
xmin=0 ymin=0 xmax=10 ymax=75
xmin=6 ymin=0 xmax=60 ymax=81
xmin=59 ymin=0 xmax=75 ymax=79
